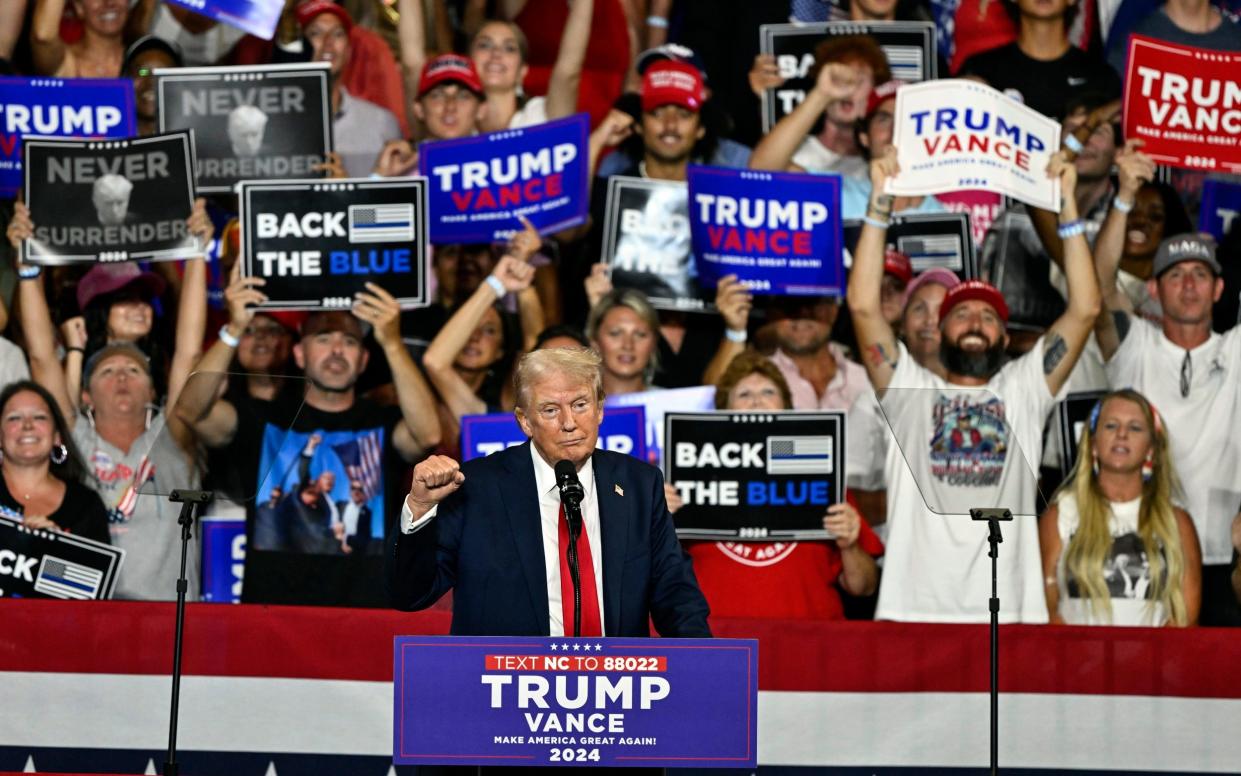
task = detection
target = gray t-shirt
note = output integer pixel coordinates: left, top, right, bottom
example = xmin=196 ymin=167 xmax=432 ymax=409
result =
xmin=1108 ymin=7 xmax=1241 ymax=75
xmin=335 ymin=88 xmax=403 ymax=179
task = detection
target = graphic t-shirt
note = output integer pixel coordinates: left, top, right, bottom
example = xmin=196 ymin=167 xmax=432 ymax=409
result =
xmin=231 ymin=394 xmax=404 ymax=606
xmin=875 ymin=341 xmax=1054 ymax=623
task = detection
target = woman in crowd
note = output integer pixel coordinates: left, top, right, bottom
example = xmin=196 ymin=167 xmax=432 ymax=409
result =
xmin=585 ymin=287 xmax=661 ymax=397
xmin=667 ymin=350 xmax=883 ymax=620
xmin=0 ymin=380 xmax=109 ymax=544
xmin=397 ymin=0 xmax=594 ymax=133
xmin=1039 ymin=389 xmax=1202 ymax=626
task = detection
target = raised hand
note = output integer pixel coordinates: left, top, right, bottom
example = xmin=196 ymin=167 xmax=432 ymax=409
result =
xmin=372 ymin=139 xmax=418 ymax=178
xmin=814 ymin=62 xmax=860 ymax=103
xmin=352 ymin=281 xmax=402 ymax=347
xmin=748 ymin=53 xmax=784 ymax=97
xmin=223 ymin=260 xmax=268 ymax=331
xmin=715 ymin=274 xmax=752 ymax=333
xmin=1113 ymin=139 xmax=1156 ymax=201
xmin=408 ymin=455 xmax=465 ymax=515
xmin=822 ymin=501 xmax=862 ymax=550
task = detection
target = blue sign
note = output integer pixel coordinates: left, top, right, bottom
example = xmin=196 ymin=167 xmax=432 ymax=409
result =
xmin=0 ymin=76 xmax=135 ymax=197
xmin=460 ymin=406 xmax=647 ymax=462
xmin=1198 ymin=178 xmax=1241 ymax=243
xmin=687 ymin=166 xmax=844 ymax=296
xmin=200 ymin=513 xmax=246 ymax=603
xmin=605 ymin=386 xmax=716 ymax=467
xmin=393 ymin=636 xmax=758 ymax=768
xmin=166 ymin=0 xmax=284 ymax=39
xmin=419 ymin=113 xmax=590 ymax=244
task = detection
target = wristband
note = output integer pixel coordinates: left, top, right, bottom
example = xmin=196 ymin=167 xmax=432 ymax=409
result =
xmin=218 ymin=325 xmax=241 ymax=348
xmin=1062 ymin=133 xmax=1084 ymax=154
xmin=863 ymin=215 xmax=890 ymax=230
xmin=1112 ymin=196 xmax=1134 ymax=214
xmin=646 ymin=15 xmax=668 ymax=28
xmin=65 ymin=346 xmax=85 ymax=356
xmin=724 ymin=328 xmax=747 ymax=344
xmin=17 ymin=265 xmax=41 ymax=280
xmin=1057 ymin=220 xmax=1086 ymax=239
xmin=484 ymin=274 xmax=506 ymax=298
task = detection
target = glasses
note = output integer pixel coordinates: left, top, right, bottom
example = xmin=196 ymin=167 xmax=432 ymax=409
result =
xmin=1180 ymin=351 xmax=1192 ymax=398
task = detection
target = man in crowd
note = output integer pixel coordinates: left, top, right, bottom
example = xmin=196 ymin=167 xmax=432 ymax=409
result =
xmin=768 ymin=295 xmax=873 ymax=412
xmin=372 ymin=53 xmax=486 ymax=177
xmin=31 ymin=0 xmax=128 ymax=77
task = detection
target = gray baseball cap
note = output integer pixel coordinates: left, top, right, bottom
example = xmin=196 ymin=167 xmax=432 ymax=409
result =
xmin=1152 ymin=233 xmax=1221 ymax=277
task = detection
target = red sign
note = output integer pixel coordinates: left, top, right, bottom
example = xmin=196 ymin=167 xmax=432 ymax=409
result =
xmin=1123 ymin=35 xmax=1241 ymax=173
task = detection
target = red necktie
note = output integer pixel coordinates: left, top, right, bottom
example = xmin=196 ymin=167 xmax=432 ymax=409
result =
xmin=558 ymin=503 xmax=602 ymax=637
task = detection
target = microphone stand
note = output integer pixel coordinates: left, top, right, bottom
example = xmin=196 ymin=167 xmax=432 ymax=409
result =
xmin=563 ymin=500 xmax=583 ymax=638
xmin=163 ymin=489 xmax=213 ymax=776
xmin=971 ymin=507 xmax=1011 ymax=776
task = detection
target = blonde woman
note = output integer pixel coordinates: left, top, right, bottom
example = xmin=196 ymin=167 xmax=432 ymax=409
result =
xmin=1039 ymin=389 xmax=1202 ymax=626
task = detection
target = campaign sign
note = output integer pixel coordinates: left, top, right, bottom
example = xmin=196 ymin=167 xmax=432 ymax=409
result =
xmin=156 ymin=63 xmax=332 ymax=193
xmin=1057 ymin=391 xmax=1106 ymax=475
xmin=0 ymin=514 xmax=124 ymax=599
xmin=759 ymin=21 xmax=938 ymax=133
xmin=460 ymin=406 xmax=647 ymax=462
xmin=602 ymin=176 xmax=712 ymax=312
xmin=166 ymin=0 xmax=284 ymax=39
xmin=200 ymin=510 xmax=246 ymax=604
xmin=606 ymin=386 xmax=716 ymax=468
xmin=0 ymin=76 xmax=135 ymax=197
xmin=688 ymin=166 xmax=844 ymax=296
xmin=843 ymin=211 xmax=977 ymax=278
xmin=889 ymin=79 xmax=1061 ymax=212
xmin=665 ymin=412 xmax=844 ymax=541
xmin=22 ymin=131 xmax=200 ymax=265
xmin=239 ymin=178 xmax=428 ymax=310
xmin=419 ymin=113 xmax=589 ymax=243
xmin=1198 ymin=177 xmax=1241 ymax=241
xmin=393 ymin=636 xmax=758 ymax=768
xmin=1123 ymin=36 xmax=1241 ymax=174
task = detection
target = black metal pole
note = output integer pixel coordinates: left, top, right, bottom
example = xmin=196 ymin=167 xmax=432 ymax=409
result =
xmin=971 ymin=507 xmax=1011 ymax=776
xmin=164 ymin=489 xmax=212 ymax=776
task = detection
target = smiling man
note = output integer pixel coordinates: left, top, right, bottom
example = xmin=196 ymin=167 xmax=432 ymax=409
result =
xmin=388 ymin=347 xmax=710 ymax=638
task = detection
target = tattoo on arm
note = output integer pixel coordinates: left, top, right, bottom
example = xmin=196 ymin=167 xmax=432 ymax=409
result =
xmin=1112 ymin=311 xmax=1131 ymax=343
xmin=1042 ymin=334 xmax=1068 ymax=375
xmin=866 ymin=342 xmax=898 ymax=369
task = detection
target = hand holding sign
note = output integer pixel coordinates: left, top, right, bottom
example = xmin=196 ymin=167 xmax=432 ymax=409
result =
xmin=374 ymin=139 xmax=418 ymax=178
xmin=224 ymin=260 xmax=269 ymax=332
xmin=748 ymin=54 xmax=785 ymax=98
xmin=868 ymin=146 xmax=900 ymax=200
xmin=491 ymin=255 xmax=536 ymax=295
xmin=1046 ymin=151 xmax=1077 ymax=214
xmin=585 ymin=262 xmax=614 ymax=309
xmin=408 ymin=455 xmax=465 ymax=519
xmin=715 ymin=274 xmax=753 ymax=332
xmin=5 ymin=201 xmax=32 ymax=250
xmin=353 ymin=282 xmax=403 ymax=348
xmin=188 ymin=198 xmax=214 ymax=251
xmin=506 ymin=215 xmax=542 ymax=263
xmin=822 ymin=501 xmax=861 ymax=549
xmin=1114 ymin=140 xmax=1156 ymax=202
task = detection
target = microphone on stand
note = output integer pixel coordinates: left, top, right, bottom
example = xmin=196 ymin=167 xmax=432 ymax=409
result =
xmin=554 ymin=460 xmax=584 ymax=637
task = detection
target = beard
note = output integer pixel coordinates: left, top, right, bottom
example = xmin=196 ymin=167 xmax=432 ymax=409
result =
xmin=939 ymin=337 xmax=1005 ymax=379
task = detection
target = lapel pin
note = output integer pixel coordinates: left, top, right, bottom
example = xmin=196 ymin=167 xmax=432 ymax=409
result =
xmin=614 ymin=484 xmax=624 ymax=497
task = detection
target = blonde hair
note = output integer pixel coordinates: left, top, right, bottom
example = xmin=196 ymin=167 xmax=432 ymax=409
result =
xmin=585 ymin=288 xmax=661 ymax=384
xmin=1056 ymin=389 xmax=1188 ymax=625
xmin=513 ymin=347 xmax=605 ymax=410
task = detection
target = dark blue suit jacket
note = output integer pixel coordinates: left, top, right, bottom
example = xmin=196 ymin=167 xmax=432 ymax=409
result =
xmin=386 ymin=443 xmax=710 ymax=637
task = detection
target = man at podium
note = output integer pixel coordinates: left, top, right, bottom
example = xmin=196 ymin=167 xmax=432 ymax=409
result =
xmin=387 ymin=347 xmax=710 ymax=638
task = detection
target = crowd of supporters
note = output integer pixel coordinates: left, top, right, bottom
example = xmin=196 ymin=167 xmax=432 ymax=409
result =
xmin=1 ymin=0 xmax=1239 ymax=628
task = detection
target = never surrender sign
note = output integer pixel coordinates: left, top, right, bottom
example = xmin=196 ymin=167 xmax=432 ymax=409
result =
xmin=665 ymin=411 xmax=845 ymax=541
xmin=165 ymin=0 xmax=284 ymax=39
xmin=156 ymin=63 xmax=332 ymax=193
xmin=602 ymin=176 xmax=711 ymax=312
xmin=419 ymin=113 xmax=589 ymax=243
xmin=0 ymin=76 xmax=135 ymax=197
xmin=460 ymin=406 xmax=646 ymax=462
xmin=1123 ymin=35 xmax=1241 ymax=174
xmin=0 ymin=514 xmax=124 ymax=599
xmin=239 ymin=178 xmax=428 ymax=310
xmin=888 ymin=79 xmax=1061 ymax=211
xmin=759 ymin=21 xmax=937 ymax=133
xmin=22 ymin=132 xmax=200 ymax=264
xmin=688 ymin=166 xmax=843 ymax=296
xmin=394 ymin=636 xmax=758 ymax=768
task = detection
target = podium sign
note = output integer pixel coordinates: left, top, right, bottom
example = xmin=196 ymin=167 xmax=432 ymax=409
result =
xmin=393 ymin=636 xmax=758 ymax=768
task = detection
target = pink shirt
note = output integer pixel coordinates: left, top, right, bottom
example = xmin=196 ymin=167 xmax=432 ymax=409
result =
xmin=771 ymin=345 xmax=872 ymax=412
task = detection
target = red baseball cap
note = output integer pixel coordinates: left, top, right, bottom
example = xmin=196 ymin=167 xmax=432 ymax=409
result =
xmin=939 ymin=280 xmax=1009 ymax=324
xmin=883 ymin=248 xmax=913 ymax=285
xmin=296 ymin=0 xmax=353 ymax=31
xmin=418 ymin=54 xmax=483 ymax=98
xmin=865 ymin=80 xmax=902 ymax=121
xmin=641 ymin=61 xmax=705 ymax=113
xmin=258 ymin=311 xmax=308 ymax=336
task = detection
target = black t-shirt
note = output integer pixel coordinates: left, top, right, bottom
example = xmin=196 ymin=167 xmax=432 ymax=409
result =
xmin=228 ymin=392 xmax=405 ymax=607
xmin=0 ymin=475 xmax=110 ymax=545
xmin=960 ymin=42 xmax=1122 ymax=119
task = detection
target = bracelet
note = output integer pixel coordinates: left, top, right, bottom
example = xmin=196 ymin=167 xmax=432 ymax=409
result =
xmin=1112 ymin=196 xmax=1134 ymax=214
xmin=863 ymin=215 xmax=890 ymax=230
xmin=646 ymin=15 xmax=668 ymax=28
xmin=17 ymin=265 xmax=41 ymax=280
xmin=65 ymin=346 xmax=85 ymax=356
xmin=1057 ymin=219 xmax=1086 ymax=239
xmin=484 ymin=274 xmax=506 ymax=298
xmin=724 ymin=328 xmax=747 ymax=344
xmin=1062 ymin=133 xmax=1084 ymax=154
xmin=217 ymin=325 xmax=241 ymax=349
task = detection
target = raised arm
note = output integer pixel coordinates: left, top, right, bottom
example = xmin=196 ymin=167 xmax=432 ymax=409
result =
xmin=588 ymin=109 xmax=635 ymax=179
xmin=1093 ymin=140 xmax=1155 ymax=362
xmin=701 ymin=275 xmax=753 ymax=386
xmin=1040 ymin=153 xmax=1103 ymax=397
xmin=166 ymin=200 xmax=215 ymax=411
xmin=508 ymin=217 xmax=546 ymax=352
xmin=750 ymin=63 xmax=858 ymax=172
xmin=31 ymin=0 xmax=69 ymax=76
xmin=0 ymin=0 xmax=29 ymax=60
xmin=846 ymin=148 xmax=902 ymax=393
xmin=544 ymin=0 xmax=594 ymax=119
xmin=397 ymin=0 xmax=430 ymax=137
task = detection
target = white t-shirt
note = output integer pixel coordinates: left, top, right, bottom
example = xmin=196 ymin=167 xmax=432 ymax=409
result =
xmin=509 ymin=96 xmax=549 ymax=129
xmin=875 ymin=341 xmax=1053 ymax=623
xmin=1055 ymin=492 xmax=1168 ymax=626
xmin=1105 ymin=318 xmax=1241 ymax=565
xmin=0 ymin=337 xmax=31 ymax=389
xmin=790 ymin=136 xmax=866 ymax=179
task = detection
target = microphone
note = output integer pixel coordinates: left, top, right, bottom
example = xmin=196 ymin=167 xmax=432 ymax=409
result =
xmin=554 ymin=460 xmax=585 ymax=637
xmin=554 ymin=459 xmax=585 ymax=514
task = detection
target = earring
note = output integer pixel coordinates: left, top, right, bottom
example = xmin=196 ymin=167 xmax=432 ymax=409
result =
xmin=50 ymin=444 xmax=68 ymax=465
xmin=1091 ymin=452 xmax=1100 ymax=477
xmin=85 ymin=405 xmax=96 ymax=430
xmin=144 ymin=403 xmax=155 ymax=431
xmin=1141 ymin=451 xmax=1154 ymax=483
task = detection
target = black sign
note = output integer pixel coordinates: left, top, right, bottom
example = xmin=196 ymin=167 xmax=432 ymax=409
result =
xmin=601 ymin=176 xmax=713 ymax=312
xmin=0 ymin=514 xmax=124 ymax=599
xmin=844 ymin=210 xmax=977 ymax=278
xmin=980 ymin=208 xmax=1064 ymax=331
xmin=1057 ymin=390 xmax=1106 ymax=475
xmin=22 ymin=131 xmax=200 ymax=265
xmin=665 ymin=411 xmax=845 ymax=541
xmin=239 ymin=178 xmax=429 ymax=310
xmin=759 ymin=21 xmax=938 ymax=133
xmin=156 ymin=63 xmax=332 ymax=193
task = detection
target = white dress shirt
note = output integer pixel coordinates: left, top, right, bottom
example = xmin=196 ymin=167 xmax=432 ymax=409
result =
xmin=400 ymin=446 xmax=607 ymax=636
